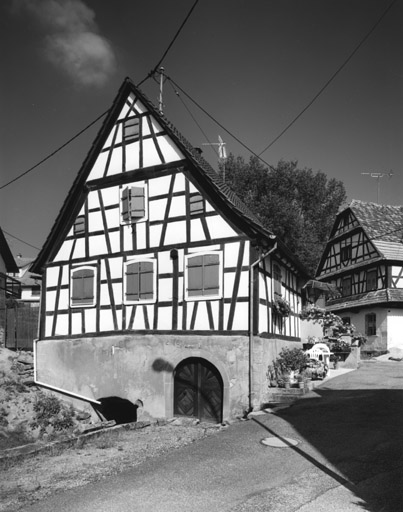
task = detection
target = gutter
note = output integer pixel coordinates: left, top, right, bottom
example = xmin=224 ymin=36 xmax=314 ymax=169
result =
xmin=33 ymin=338 xmax=101 ymax=405
xmin=248 ymin=242 xmax=277 ymax=413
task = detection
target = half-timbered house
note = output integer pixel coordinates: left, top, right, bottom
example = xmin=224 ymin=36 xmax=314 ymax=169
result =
xmin=316 ymin=200 xmax=403 ymax=354
xmin=0 ymin=227 xmax=20 ymax=346
xmin=32 ymin=78 xmax=307 ymax=422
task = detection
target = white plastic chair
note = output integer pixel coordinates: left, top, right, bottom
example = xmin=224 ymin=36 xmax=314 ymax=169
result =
xmin=305 ymin=342 xmax=332 ymax=366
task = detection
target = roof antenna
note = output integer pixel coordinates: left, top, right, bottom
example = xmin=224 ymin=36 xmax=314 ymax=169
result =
xmin=158 ymin=67 xmax=164 ymax=115
xmin=361 ymin=171 xmax=394 ymax=204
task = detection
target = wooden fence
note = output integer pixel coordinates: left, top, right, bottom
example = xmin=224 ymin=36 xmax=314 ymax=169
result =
xmin=5 ymin=302 xmax=39 ymax=351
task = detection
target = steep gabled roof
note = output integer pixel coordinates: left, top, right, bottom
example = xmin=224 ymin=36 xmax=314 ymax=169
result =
xmin=0 ymin=227 xmax=18 ymax=273
xmin=33 ymin=78 xmax=308 ymax=276
xmin=350 ymin=200 xmax=403 ymax=244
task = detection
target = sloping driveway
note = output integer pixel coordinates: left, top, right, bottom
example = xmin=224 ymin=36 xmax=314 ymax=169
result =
xmin=22 ymin=361 xmax=403 ymax=512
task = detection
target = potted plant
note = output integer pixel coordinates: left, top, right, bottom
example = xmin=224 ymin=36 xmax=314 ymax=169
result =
xmin=274 ymin=347 xmax=309 ymax=384
xmin=273 ymin=297 xmax=292 ymax=317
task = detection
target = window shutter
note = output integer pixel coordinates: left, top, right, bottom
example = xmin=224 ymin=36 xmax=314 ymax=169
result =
xmin=124 ymin=117 xmax=140 ymax=141
xmin=121 ymin=187 xmax=130 ymax=222
xmin=139 ymin=261 xmax=153 ymax=299
xmin=131 ymin=187 xmax=145 ymax=218
xmin=126 ymin=262 xmax=140 ymax=301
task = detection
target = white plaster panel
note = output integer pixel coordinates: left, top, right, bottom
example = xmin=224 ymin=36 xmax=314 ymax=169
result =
xmin=109 ymin=231 xmax=120 ymax=253
xmin=87 ymin=190 xmax=100 ymax=210
xmin=223 ymin=303 xmax=230 ymax=332
xmin=134 ymin=99 xmax=146 ymax=114
xmin=148 ymin=175 xmax=172 ymax=197
xmin=143 ymin=138 xmax=163 ymax=168
xmin=100 ymin=187 xmax=119 ymax=207
xmin=142 ymin=116 xmax=151 ymax=137
xmin=259 ymin=304 xmax=269 ymax=333
xmin=89 ymin=235 xmax=108 ymax=257
xmin=150 ymin=224 xmax=163 ymax=247
xmin=125 ymin=141 xmax=140 ymax=171
xmin=238 ymin=271 xmax=251 ymax=299
xmin=123 ymin=225 xmax=133 ymax=252
xmin=118 ymin=102 xmax=131 ymax=120
xmin=55 ymin=314 xmax=69 ymax=336
xmin=205 ymin=200 xmax=215 ymax=213
xmin=157 ymin=306 xmax=172 ymax=330
xmin=58 ymin=289 xmax=69 ymax=310
xmin=46 ymin=291 xmax=56 ymax=312
xmin=231 ymin=302 xmax=248 ymax=331
xmin=89 ymin=211 xmax=104 ymax=232
xmin=89 ymin=152 xmax=108 ymax=180
xmin=72 ymin=238 xmax=86 ymax=259
xmin=159 ymin=277 xmax=173 ymax=301
xmin=53 ymin=240 xmax=73 ymax=262
xmin=85 ymin=309 xmax=97 ymax=334
xmin=100 ymin=283 xmax=110 ymax=305
xmin=158 ymin=135 xmax=184 ymax=162
xmin=136 ymin=223 xmax=147 ymax=250
xmin=46 ymin=267 xmax=61 ymax=288
xmin=158 ymin=251 xmax=173 ymax=274
xmin=149 ymin=198 xmax=167 ymax=222
xmin=105 ymin=207 xmax=120 ymax=227
xmin=100 ymin=309 xmax=114 ymax=331
xmin=178 ymin=276 xmax=184 ymax=301
xmin=190 ymin=219 xmax=206 ymax=242
xmin=187 ymin=245 xmax=220 ymax=254
xmin=170 ymin=196 xmax=186 ymax=218
xmin=108 ymin=257 xmax=123 ymax=279
xmin=188 ymin=182 xmax=198 ymax=193
xmin=113 ymin=283 xmax=123 ymax=305
xmin=71 ymin=312 xmax=82 ymax=335
xmin=224 ymin=242 xmax=241 ymax=267
xmin=165 ymin=220 xmax=187 ymax=245
xmin=207 ymin=215 xmax=238 ymax=239
xmin=102 ymin=125 xmax=116 ymax=149
xmin=173 ymin=173 xmax=185 ymax=193
xmin=133 ymin=307 xmax=146 ymax=330
xmin=45 ymin=318 xmax=52 ymax=337
xmin=150 ymin=117 xmax=163 ymax=134
xmin=192 ymin=300 xmax=210 ymax=330
xmin=223 ymin=272 xmax=236 ymax=299
xmin=107 ymin=146 xmax=123 ymax=176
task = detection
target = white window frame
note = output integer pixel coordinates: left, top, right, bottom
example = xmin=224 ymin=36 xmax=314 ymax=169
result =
xmin=123 ymin=258 xmax=157 ymax=305
xmin=70 ymin=265 xmax=97 ymax=308
xmin=184 ymin=251 xmax=223 ymax=301
xmin=120 ymin=183 xmax=148 ymax=225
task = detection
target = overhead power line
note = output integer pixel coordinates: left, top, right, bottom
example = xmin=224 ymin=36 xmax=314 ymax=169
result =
xmin=3 ymin=229 xmax=40 ymax=251
xmin=258 ymin=0 xmax=398 ymax=156
xmin=166 ymin=75 xmax=274 ymax=170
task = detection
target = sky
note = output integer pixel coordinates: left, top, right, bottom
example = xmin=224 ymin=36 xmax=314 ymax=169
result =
xmin=0 ymin=0 xmax=402 ymax=260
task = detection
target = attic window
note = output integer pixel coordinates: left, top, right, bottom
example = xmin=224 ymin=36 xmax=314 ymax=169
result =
xmin=74 ymin=215 xmax=86 ymax=235
xmin=340 ymin=245 xmax=352 ymax=263
xmin=366 ymin=269 xmax=377 ymax=291
xmin=123 ymin=117 xmax=140 ymax=142
xmin=121 ymin=185 xmax=147 ymax=223
xmin=189 ymin=193 xmax=205 ymax=215
xmin=341 ymin=276 xmax=352 ymax=297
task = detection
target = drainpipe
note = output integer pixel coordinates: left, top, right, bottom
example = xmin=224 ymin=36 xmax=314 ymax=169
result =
xmin=33 ymin=338 xmax=101 ymax=405
xmin=248 ymin=242 xmax=277 ymax=413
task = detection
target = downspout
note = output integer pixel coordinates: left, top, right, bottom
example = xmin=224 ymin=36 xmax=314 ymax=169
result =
xmin=33 ymin=338 xmax=101 ymax=405
xmin=248 ymin=242 xmax=277 ymax=413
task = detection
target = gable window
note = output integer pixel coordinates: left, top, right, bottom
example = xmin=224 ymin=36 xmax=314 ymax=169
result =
xmin=273 ymin=264 xmax=282 ymax=298
xmin=71 ymin=266 xmax=96 ymax=307
xmin=121 ymin=185 xmax=147 ymax=223
xmin=341 ymin=245 xmax=352 ymax=263
xmin=123 ymin=117 xmax=140 ymax=142
xmin=185 ymin=252 xmax=222 ymax=300
xmin=189 ymin=193 xmax=205 ymax=215
xmin=365 ymin=313 xmax=376 ymax=336
xmin=341 ymin=276 xmax=352 ymax=297
xmin=74 ymin=215 xmax=86 ymax=235
xmin=366 ymin=269 xmax=377 ymax=291
xmin=124 ymin=259 xmax=156 ymax=304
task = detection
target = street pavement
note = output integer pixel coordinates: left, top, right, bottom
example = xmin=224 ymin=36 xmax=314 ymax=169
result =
xmin=22 ymin=360 xmax=403 ymax=512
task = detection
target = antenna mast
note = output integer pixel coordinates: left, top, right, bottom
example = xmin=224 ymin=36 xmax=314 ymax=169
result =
xmin=202 ymin=135 xmax=227 ymax=180
xmin=158 ymin=67 xmax=164 ymax=115
xmin=361 ymin=171 xmax=394 ymax=203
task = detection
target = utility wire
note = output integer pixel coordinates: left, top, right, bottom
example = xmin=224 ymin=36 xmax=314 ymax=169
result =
xmin=151 ymin=0 xmax=200 ymax=74
xmin=167 ymin=79 xmax=220 ymax=158
xmin=258 ymin=0 xmax=398 ymax=156
xmin=3 ymin=229 xmax=40 ymax=251
xmin=166 ymin=75 xmax=275 ymax=170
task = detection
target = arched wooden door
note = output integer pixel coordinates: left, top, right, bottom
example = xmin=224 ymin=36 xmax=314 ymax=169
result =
xmin=174 ymin=358 xmax=223 ymax=423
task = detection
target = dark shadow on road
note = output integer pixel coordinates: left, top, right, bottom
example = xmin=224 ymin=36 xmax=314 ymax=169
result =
xmin=255 ymin=362 xmax=403 ymax=512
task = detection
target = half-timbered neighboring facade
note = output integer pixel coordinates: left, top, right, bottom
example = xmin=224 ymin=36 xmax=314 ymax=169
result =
xmin=316 ymin=200 xmax=403 ymax=353
xmin=32 ymin=78 xmax=307 ymax=422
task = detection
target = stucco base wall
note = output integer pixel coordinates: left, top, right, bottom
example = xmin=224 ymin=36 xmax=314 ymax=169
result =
xmin=36 ymin=334 xmax=302 ymax=420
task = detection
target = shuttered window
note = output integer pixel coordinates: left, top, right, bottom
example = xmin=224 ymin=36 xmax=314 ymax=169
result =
xmin=273 ymin=264 xmax=282 ymax=298
xmin=121 ymin=186 xmax=146 ymax=223
xmin=341 ymin=245 xmax=352 ymax=263
xmin=341 ymin=276 xmax=352 ymax=297
xmin=123 ymin=117 xmax=140 ymax=142
xmin=365 ymin=313 xmax=376 ymax=336
xmin=74 ymin=215 xmax=85 ymax=235
xmin=125 ymin=260 xmax=155 ymax=303
xmin=186 ymin=253 xmax=221 ymax=299
xmin=71 ymin=267 xmax=96 ymax=307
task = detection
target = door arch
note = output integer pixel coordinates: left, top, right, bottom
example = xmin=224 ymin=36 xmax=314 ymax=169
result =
xmin=174 ymin=357 xmax=223 ymax=423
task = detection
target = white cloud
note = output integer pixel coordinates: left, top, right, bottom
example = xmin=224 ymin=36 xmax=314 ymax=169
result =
xmin=14 ymin=0 xmax=117 ymax=87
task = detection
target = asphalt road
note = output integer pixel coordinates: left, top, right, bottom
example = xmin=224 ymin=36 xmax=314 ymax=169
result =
xmin=22 ymin=361 xmax=403 ymax=512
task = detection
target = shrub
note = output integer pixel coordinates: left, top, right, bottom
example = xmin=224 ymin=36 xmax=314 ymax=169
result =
xmin=31 ymin=394 xmax=75 ymax=434
xmin=274 ymin=347 xmax=309 ymax=373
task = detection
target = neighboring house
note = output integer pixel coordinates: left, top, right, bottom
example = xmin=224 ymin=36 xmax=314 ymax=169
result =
xmin=0 ymin=227 xmax=20 ymax=346
xmin=31 ymin=78 xmax=308 ymax=422
xmin=11 ymin=256 xmax=41 ymax=302
xmin=316 ymin=200 xmax=403 ymax=353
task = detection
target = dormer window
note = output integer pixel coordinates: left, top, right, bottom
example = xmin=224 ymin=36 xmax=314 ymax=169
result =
xmin=341 ymin=276 xmax=352 ymax=297
xmin=366 ymin=269 xmax=377 ymax=291
xmin=340 ymin=245 xmax=352 ymax=263
xmin=189 ymin=193 xmax=205 ymax=215
xmin=74 ymin=215 xmax=86 ymax=235
xmin=121 ymin=185 xmax=147 ymax=224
